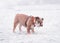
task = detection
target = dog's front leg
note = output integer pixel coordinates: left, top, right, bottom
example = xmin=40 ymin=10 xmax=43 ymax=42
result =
xmin=31 ymin=28 xmax=34 ymax=33
xmin=31 ymin=25 xmax=35 ymax=33
xmin=27 ymin=26 xmax=31 ymax=34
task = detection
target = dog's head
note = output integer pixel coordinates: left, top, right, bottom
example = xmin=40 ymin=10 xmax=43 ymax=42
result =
xmin=35 ymin=17 xmax=44 ymax=27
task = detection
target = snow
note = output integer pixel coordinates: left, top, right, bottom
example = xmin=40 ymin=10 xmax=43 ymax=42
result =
xmin=0 ymin=1 xmax=60 ymax=43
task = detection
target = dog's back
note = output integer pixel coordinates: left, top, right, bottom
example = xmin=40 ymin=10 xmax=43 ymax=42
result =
xmin=14 ymin=14 xmax=29 ymax=26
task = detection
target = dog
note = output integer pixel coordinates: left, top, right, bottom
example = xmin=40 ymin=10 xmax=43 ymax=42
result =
xmin=13 ymin=14 xmax=44 ymax=34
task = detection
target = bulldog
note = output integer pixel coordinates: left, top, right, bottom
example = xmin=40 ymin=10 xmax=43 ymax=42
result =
xmin=13 ymin=14 xmax=44 ymax=34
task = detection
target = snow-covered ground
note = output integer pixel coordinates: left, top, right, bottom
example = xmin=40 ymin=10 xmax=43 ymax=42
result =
xmin=0 ymin=3 xmax=60 ymax=43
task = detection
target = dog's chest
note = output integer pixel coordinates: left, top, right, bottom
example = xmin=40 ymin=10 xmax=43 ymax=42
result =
xmin=30 ymin=25 xmax=34 ymax=29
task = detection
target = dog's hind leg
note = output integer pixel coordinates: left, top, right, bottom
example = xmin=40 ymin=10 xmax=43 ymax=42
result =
xmin=19 ymin=24 xmax=22 ymax=32
xmin=13 ymin=20 xmax=18 ymax=32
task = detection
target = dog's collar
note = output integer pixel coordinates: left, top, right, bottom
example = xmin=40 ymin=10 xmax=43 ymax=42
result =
xmin=25 ymin=16 xmax=30 ymax=27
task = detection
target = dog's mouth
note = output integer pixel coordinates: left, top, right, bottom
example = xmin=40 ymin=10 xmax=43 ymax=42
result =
xmin=35 ymin=22 xmax=43 ymax=27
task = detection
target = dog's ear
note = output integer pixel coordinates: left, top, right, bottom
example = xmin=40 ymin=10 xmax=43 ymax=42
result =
xmin=42 ymin=18 xmax=44 ymax=20
xmin=35 ymin=17 xmax=40 ymax=20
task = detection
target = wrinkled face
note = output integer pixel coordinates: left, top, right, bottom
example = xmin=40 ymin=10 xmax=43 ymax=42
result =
xmin=35 ymin=17 xmax=44 ymax=27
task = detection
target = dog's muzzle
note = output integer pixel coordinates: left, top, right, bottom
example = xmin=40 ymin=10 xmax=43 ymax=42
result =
xmin=40 ymin=23 xmax=43 ymax=27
